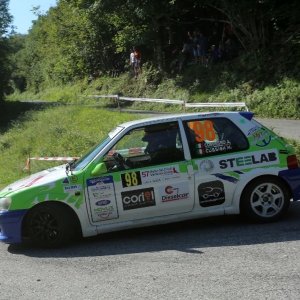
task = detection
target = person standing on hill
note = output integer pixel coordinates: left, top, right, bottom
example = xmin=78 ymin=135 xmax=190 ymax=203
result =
xmin=130 ymin=48 xmax=136 ymax=75
xmin=198 ymin=32 xmax=208 ymax=66
xmin=133 ymin=47 xmax=142 ymax=78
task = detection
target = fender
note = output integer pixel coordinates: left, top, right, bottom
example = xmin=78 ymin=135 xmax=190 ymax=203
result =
xmin=22 ymin=192 xmax=97 ymax=238
xmin=227 ymin=167 xmax=287 ymax=215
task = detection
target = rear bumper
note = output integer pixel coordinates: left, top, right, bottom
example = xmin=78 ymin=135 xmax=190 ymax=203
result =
xmin=0 ymin=209 xmax=28 ymax=244
xmin=279 ymin=168 xmax=300 ymax=201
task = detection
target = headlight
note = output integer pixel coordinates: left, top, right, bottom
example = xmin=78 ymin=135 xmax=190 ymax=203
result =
xmin=0 ymin=198 xmax=12 ymax=211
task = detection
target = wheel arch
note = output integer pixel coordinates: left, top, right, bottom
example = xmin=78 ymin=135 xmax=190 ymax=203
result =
xmin=21 ymin=201 xmax=82 ymax=238
xmin=230 ymin=169 xmax=293 ymax=215
xmin=239 ymin=174 xmax=292 ymax=213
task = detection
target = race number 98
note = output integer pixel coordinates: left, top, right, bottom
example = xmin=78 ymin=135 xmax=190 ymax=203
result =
xmin=121 ymin=171 xmax=142 ymax=188
xmin=189 ymin=120 xmax=216 ymax=142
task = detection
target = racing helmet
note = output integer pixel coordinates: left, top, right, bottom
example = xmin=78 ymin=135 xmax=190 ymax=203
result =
xmin=142 ymin=130 xmax=168 ymax=154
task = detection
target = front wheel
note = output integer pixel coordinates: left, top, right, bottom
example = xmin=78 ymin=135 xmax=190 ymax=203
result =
xmin=240 ymin=177 xmax=290 ymax=222
xmin=26 ymin=203 xmax=77 ymax=248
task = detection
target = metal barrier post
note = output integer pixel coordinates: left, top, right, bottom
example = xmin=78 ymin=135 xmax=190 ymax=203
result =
xmin=117 ymin=94 xmax=121 ymax=113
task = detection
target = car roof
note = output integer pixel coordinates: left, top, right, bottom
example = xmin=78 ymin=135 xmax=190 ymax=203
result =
xmin=118 ymin=111 xmax=254 ymax=129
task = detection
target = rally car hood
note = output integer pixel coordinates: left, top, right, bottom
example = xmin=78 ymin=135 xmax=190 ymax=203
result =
xmin=0 ymin=165 xmax=67 ymax=195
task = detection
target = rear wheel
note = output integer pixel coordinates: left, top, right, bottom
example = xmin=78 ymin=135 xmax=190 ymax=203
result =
xmin=241 ymin=177 xmax=290 ymax=222
xmin=27 ymin=202 xmax=77 ymax=248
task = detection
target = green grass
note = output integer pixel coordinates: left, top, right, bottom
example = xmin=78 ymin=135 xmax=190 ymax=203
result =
xmin=0 ymin=105 xmax=141 ymax=189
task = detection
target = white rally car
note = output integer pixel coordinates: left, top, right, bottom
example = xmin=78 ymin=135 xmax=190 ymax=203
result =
xmin=1 ymin=111 xmax=300 ymax=248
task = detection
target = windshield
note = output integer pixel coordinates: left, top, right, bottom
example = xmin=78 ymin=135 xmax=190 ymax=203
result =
xmin=73 ymin=136 xmax=111 ymax=171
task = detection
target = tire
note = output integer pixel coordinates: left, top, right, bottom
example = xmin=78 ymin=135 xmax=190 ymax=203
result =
xmin=240 ymin=177 xmax=290 ymax=222
xmin=27 ymin=202 xmax=77 ymax=248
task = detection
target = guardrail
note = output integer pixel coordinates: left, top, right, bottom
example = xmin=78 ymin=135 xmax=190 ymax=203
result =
xmin=86 ymin=94 xmax=248 ymax=112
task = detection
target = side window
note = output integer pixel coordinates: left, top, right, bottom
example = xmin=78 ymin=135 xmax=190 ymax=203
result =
xmin=183 ymin=118 xmax=248 ymax=159
xmin=103 ymin=122 xmax=184 ymax=172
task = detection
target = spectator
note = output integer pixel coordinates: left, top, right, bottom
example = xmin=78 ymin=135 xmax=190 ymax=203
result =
xmin=87 ymin=70 xmax=99 ymax=84
xmin=186 ymin=30 xmax=193 ymax=43
xmin=169 ymin=45 xmax=180 ymax=71
xmin=129 ymin=48 xmax=135 ymax=75
xmin=207 ymin=45 xmax=216 ymax=67
xmin=111 ymin=61 xmax=120 ymax=78
xmin=223 ymin=38 xmax=239 ymax=60
xmin=133 ymin=47 xmax=142 ymax=77
xmin=218 ymin=44 xmax=224 ymax=62
xmin=180 ymin=40 xmax=193 ymax=71
xmin=192 ymin=30 xmax=200 ymax=64
xmin=207 ymin=45 xmax=222 ymax=67
xmin=209 ymin=29 xmax=220 ymax=50
xmin=198 ymin=32 xmax=208 ymax=66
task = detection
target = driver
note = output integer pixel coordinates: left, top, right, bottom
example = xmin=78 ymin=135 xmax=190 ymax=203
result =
xmin=142 ymin=130 xmax=173 ymax=165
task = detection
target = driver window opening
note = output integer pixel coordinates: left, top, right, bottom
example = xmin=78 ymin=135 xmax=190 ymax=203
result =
xmin=103 ymin=122 xmax=184 ymax=172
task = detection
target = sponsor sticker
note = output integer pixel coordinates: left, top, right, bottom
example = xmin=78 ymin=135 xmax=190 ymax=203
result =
xmin=95 ymin=200 xmax=111 ymax=206
xmin=218 ymin=150 xmax=278 ymax=170
xmin=94 ymin=205 xmax=114 ymax=213
xmin=62 ymin=177 xmax=70 ymax=184
xmin=91 ymin=185 xmax=111 ymax=193
xmin=92 ymin=192 xmax=112 ymax=199
xmin=96 ymin=211 xmax=113 ymax=220
xmin=159 ymin=182 xmax=190 ymax=203
xmin=140 ymin=165 xmax=180 ymax=184
xmin=122 ymin=187 xmax=156 ymax=210
xmin=248 ymin=126 xmax=271 ymax=147
xmin=89 ymin=176 xmax=113 ymax=185
xmin=21 ymin=175 xmax=45 ymax=188
xmin=197 ymin=149 xmax=279 ymax=173
xmin=196 ymin=140 xmax=232 ymax=155
xmin=64 ymin=184 xmax=82 ymax=193
xmin=70 ymin=175 xmax=78 ymax=183
xmin=94 ymin=205 xmax=115 ymax=220
xmin=86 ymin=176 xmax=119 ymax=222
xmin=198 ymin=181 xmax=225 ymax=207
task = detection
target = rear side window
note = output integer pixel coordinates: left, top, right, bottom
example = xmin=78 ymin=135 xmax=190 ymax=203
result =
xmin=183 ymin=117 xmax=249 ymax=159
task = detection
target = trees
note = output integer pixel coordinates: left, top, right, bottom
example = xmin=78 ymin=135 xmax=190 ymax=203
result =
xmin=7 ymin=0 xmax=300 ymax=93
xmin=0 ymin=0 xmax=12 ymax=101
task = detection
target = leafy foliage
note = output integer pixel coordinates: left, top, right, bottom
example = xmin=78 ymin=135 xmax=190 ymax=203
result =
xmin=0 ymin=0 xmax=13 ymax=100
xmin=3 ymin=0 xmax=300 ymax=102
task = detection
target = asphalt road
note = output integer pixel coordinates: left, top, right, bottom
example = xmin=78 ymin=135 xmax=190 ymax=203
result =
xmin=1 ymin=202 xmax=300 ymax=300
xmin=255 ymin=118 xmax=300 ymax=141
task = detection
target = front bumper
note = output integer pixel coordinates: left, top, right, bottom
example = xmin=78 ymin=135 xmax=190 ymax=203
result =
xmin=0 ymin=209 xmax=28 ymax=244
xmin=279 ymin=168 xmax=300 ymax=201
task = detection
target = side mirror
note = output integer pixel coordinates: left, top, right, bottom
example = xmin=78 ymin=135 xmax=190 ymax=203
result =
xmin=91 ymin=163 xmax=107 ymax=176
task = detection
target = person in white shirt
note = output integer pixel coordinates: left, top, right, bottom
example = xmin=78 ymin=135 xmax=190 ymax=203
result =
xmin=130 ymin=49 xmax=135 ymax=75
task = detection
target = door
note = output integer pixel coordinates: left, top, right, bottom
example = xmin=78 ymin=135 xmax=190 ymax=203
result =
xmin=87 ymin=121 xmax=195 ymax=223
xmin=182 ymin=116 xmax=249 ymax=211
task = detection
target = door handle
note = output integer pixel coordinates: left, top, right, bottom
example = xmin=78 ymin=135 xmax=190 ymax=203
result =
xmin=187 ymin=165 xmax=194 ymax=175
